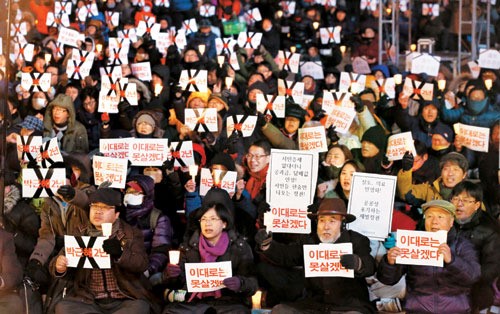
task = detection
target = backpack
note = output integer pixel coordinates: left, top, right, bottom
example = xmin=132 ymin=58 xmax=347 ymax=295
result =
xmin=149 ymin=208 xmax=162 ymax=231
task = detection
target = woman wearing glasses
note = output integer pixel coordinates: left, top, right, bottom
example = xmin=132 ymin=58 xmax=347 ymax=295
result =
xmin=161 ymin=188 xmax=258 ymax=313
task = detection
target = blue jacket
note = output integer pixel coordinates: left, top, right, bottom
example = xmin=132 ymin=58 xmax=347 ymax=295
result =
xmin=377 ymin=228 xmax=480 ymax=314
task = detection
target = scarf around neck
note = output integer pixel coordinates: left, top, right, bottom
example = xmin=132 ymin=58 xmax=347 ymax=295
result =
xmin=246 ymin=164 xmax=269 ymax=199
xmin=188 ymin=231 xmax=229 ymax=302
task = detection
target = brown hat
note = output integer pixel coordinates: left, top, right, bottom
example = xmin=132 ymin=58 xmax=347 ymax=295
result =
xmin=310 ymin=198 xmax=356 ymax=223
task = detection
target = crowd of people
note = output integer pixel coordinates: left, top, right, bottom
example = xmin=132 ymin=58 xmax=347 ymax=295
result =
xmin=0 ymin=0 xmax=499 ymax=313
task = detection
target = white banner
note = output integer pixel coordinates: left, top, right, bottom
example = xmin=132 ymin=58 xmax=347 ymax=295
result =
xmin=199 ymin=168 xmax=237 ymax=196
xmin=263 ymin=206 xmax=311 ymax=234
xmin=22 ymin=168 xmax=66 ymax=198
xmin=298 ymin=126 xmax=328 ymax=152
xmin=185 ymin=261 xmax=232 ymax=292
xmin=93 ymin=155 xmax=128 ymax=188
xmin=396 ymin=229 xmax=447 ymax=267
xmin=303 ymin=243 xmax=354 ymax=278
xmin=453 ymin=123 xmax=490 ymax=153
xmin=65 ymin=235 xmax=111 ymax=269
xmin=386 ymin=132 xmax=416 ymax=161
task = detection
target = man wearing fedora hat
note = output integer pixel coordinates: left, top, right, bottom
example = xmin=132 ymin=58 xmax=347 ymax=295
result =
xmin=255 ymin=198 xmax=376 ymax=313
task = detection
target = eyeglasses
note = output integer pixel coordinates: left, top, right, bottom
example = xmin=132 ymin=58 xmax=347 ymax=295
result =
xmin=450 ymin=197 xmax=477 ymax=205
xmin=53 ymin=107 xmax=68 ymax=113
xmin=90 ymin=204 xmax=115 ymax=211
xmin=83 ymin=100 xmax=96 ymax=106
xmin=199 ymin=217 xmax=222 ymax=224
xmin=246 ymin=153 xmax=269 ymax=161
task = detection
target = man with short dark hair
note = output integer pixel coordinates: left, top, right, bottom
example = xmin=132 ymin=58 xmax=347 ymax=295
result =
xmin=49 ymin=188 xmax=159 ymax=314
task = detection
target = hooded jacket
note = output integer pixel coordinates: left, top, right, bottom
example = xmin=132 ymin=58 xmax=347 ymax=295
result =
xmin=130 ymin=110 xmax=166 ymax=138
xmin=43 ymin=94 xmax=89 ymax=153
xmin=124 ymin=175 xmax=172 ymax=274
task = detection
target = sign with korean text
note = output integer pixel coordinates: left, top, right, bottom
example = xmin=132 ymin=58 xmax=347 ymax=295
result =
xmin=65 ymin=235 xmax=111 ymax=269
xmin=386 ymin=132 xmax=416 ymax=161
xmin=237 ymin=32 xmax=263 ymax=49
xmin=300 ymin=61 xmax=324 ymax=80
xmin=395 ymin=229 xmax=447 ymax=267
xmin=361 ymin=0 xmax=378 ymax=10
xmin=303 ymin=243 xmax=354 ymax=278
xmin=478 ymin=49 xmax=500 ymax=70
xmin=184 ymin=108 xmax=218 ymax=133
xmin=277 ymin=50 xmax=300 ymax=73
xmin=100 ymin=138 xmax=132 ymax=159
xmin=129 ymin=139 xmax=169 ymax=166
xmin=169 ymin=141 xmax=195 ymax=167
xmin=226 ymin=115 xmax=257 ymax=137
xmin=402 ymin=78 xmax=434 ymax=101
xmin=339 ymin=72 xmax=367 ymax=94
xmin=256 ymin=94 xmax=286 ymax=118
xmin=324 ymin=105 xmax=356 ymax=134
xmin=215 ymin=37 xmax=236 ymax=55
xmin=352 ymin=57 xmax=371 ymax=75
xmin=347 ymin=173 xmax=396 ymax=240
xmin=22 ymin=168 xmax=66 ymax=198
xmin=17 ymin=135 xmax=42 ymax=162
xmin=319 ymin=26 xmax=341 ymax=45
xmin=298 ymin=126 xmax=328 ymax=153
xmin=98 ymin=90 xmax=120 ymax=113
xmin=185 ymin=261 xmax=232 ymax=292
xmin=93 ymin=155 xmax=128 ymax=188
xmin=21 ymin=72 xmax=51 ymax=92
xmin=453 ymin=123 xmax=490 ymax=153
xmin=263 ymin=206 xmax=311 ymax=234
xmin=278 ymin=79 xmax=305 ymax=105
xmin=199 ymin=168 xmax=237 ymax=196
xmin=267 ymin=149 xmax=319 ymax=207
xmin=131 ymin=62 xmax=152 ymax=81
xmin=179 ymin=69 xmax=208 ymax=92
xmin=371 ymin=78 xmax=396 ymax=99
xmin=57 ymin=27 xmax=85 ymax=47
xmin=322 ymin=91 xmax=354 ymax=113
xmin=411 ymin=53 xmax=441 ymax=77
xmin=36 ymin=138 xmax=64 ymax=168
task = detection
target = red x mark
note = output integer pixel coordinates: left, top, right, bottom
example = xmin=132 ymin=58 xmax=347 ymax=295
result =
xmin=234 ymin=123 xmax=242 ymax=131
xmin=33 ymin=79 xmax=40 ymax=85
xmin=172 ymin=151 xmax=181 ymax=159
xmin=266 ymin=103 xmax=273 ymax=111
xmin=414 ymin=88 xmax=421 ymax=95
xmin=41 ymin=151 xmax=49 ymax=159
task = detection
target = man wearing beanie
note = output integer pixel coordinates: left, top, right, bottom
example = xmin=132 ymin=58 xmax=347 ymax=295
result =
xmin=48 ymin=188 xmax=160 ymax=313
xmin=378 ymin=200 xmax=480 ymax=314
xmin=43 ymin=93 xmax=89 ymax=153
xmin=352 ymin=125 xmax=389 ymax=174
xmin=430 ymin=123 xmax=454 ymax=157
xmin=260 ymin=100 xmax=307 ymax=149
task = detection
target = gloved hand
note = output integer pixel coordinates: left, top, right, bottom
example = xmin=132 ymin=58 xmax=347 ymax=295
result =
xmin=223 ymin=276 xmax=241 ymax=292
xmin=326 ymin=125 xmax=340 ymax=143
xmin=382 ymin=155 xmax=392 ymax=168
xmin=350 ymin=95 xmax=364 ymax=113
xmin=256 ymin=113 xmax=268 ymax=129
xmin=149 ymin=272 xmax=164 ymax=286
xmin=340 ymin=254 xmax=362 ymax=271
xmin=200 ymin=132 xmax=215 ymax=144
xmin=401 ymin=151 xmax=414 ymax=172
xmin=383 ymin=232 xmax=397 ymax=250
xmin=103 ymin=238 xmax=123 ymax=259
xmin=163 ymin=263 xmax=182 ymax=278
xmin=26 ymin=259 xmax=49 ymax=286
xmin=254 ymin=229 xmax=272 ymax=248
xmin=226 ymin=131 xmax=240 ymax=154
xmin=118 ymin=102 xmax=130 ymax=114
xmin=162 ymin=158 xmax=175 ymax=172
xmin=57 ymin=185 xmax=75 ymax=201
xmin=312 ymin=109 xmax=326 ymax=122
xmin=377 ymin=94 xmax=390 ymax=108
xmin=101 ymin=112 xmax=110 ymax=125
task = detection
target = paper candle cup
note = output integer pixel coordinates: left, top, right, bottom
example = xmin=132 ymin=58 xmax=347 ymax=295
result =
xmin=252 ymin=290 xmax=262 ymax=309
xmin=101 ymin=223 xmax=112 ymax=237
xmin=169 ymin=250 xmax=180 ymax=265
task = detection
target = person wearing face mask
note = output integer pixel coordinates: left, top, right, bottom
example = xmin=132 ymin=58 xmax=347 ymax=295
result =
xmin=123 ymin=175 xmax=173 ymax=280
xmin=351 ymin=125 xmax=390 ymax=175
xmin=429 ymin=123 xmax=455 ymax=158
xmin=351 ymin=24 xmax=382 ymax=66
xmin=134 ymin=0 xmax=155 ymax=26
xmin=319 ymin=145 xmax=354 ymax=183
xmin=441 ymin=80 xmax=500 ymax=128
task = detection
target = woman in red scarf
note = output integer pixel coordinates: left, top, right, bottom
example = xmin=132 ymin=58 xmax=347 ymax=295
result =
xmin=161 ymin=188 xmax=258 ymax=313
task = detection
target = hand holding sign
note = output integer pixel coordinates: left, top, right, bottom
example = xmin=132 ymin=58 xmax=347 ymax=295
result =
xmin=102 ymin=238 xmax=123 ymax=259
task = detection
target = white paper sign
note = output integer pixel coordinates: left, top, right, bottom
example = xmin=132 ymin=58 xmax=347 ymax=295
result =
xmin=37 ymin=138 xmax=64 ymax=168
xmin=131 ymin=62 xmax=152 ymax=81
xmin=411 ymin=53 xmax=441 ymax=77
xmin=279 ymin=1 xmax=296 ymax=16
xmin=325 ymin=106 xmax=356 ymax=134
xmin=322 ymin=91 xmax=354 ymax=114
xmin=22 ymin=168 xmax=66 ymax=198
xmin=200 ymin=4 xmax=216 ymax=17
xmin=154 ymin=0 xmax=170 ymax=7
xmin=245 ymin=7 xmax=262 ymax=23
xmin=267 ymin=149 xmax=319 ymax=207
xmin=185 ymin=261 xmax=232 ymax=292
xmin=13 ymin=43 xmax=35 ymax=62
xmin=118 ymin=28 xmax=138 ymax=43
xmin=256 ymin=94 xmax=286 ymax=118
xmin=46 ymin=12 xmax=70 ymax=28
xmin=169 ymin=141 xmax=195 ymax=167
xmin=11 ymin=22 xmax=27 ymax=36
xmin=105 ymin=11 xmax=120 ymax=27
xmin=136 ymin=20 xmax=161 ymax=38
xmin=347 ymin=173 xmax=396 ymax=240
xmin=319 ymin=26 xmax=341 ymax=45
xmin=478 ymin=49 xmax=500 ymax=70
xmin=237 ymin=32 xmax=263 ymax=49
xmin=386 ymin=132 xmax=416 ymax=161
xmin=277 ymin=50 xmax=301 ymax=73
xmin=422 ymin=3 xmax=439 ymax=16
xmin=98 ymin=90 xmax=120 ymax=113
xmin=21 ymin=73 xmax=51 ymax=92
xmin=55 ymin=1 xmax=73 ymax=15
xmin=396 ymin=230 xmax=447 ymax=267
xmin=199 ymin=168 xmax=237 ymax=196
xmin=360 ymin=0 xmax=378 ymax=10
xmin=278 ymin=79 xmax=305 ymax=104
xmin=453 ymin=123 xmax=490 ymax=153
xmin=226 ymin=115 xmax=257 ymax=137
xmin=215 ymin=38 xmax=236 ymax=55
xmin=402 ymin=78 xmax=434 ymax=101
xmin=352 ymin=57 xmax=371 ymax=75
xmin=298 ymin=126 xmax=328 ymax=152
xmin=300 ymin=61 xmax=324 ymax=80
xmin=129 ymin=139 xmax=169 ymax=166
xmin=263 ymin=206 xmax=311 ymax=234
xmin=339 ymin=72 xmax=367 ymax=94
xmin=66 ymin=59 xmax=92 ymax=80
xmin=179 ymin=69 xmax=208 ymax=92
xmin=93 ymin=155 xmax=128 ymax=188
xmin=184 ymin=108 xmax=218 ymax=133
xmin=16 ymin=135 xmax=42 ymax=162
xmin=303 ymin=243 xmax=354 ymax=278
xmin=65 ymin=235 xmax=111 ymax=269
xmin=371 ymin=78 xmax=396 ymax=99
xmin=468 ymin=61 xmax=481 ymax=79
xmin=182 ymin=18 xmax=198 ymax=35
xmin=57 ymin=27 xmax=85 ymax=47
xmin=100 ymin=138 xmax=132 ymax=159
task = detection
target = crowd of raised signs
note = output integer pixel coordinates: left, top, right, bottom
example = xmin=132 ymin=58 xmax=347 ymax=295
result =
xmin=0 ymin=0 xmax=499 ymax=313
